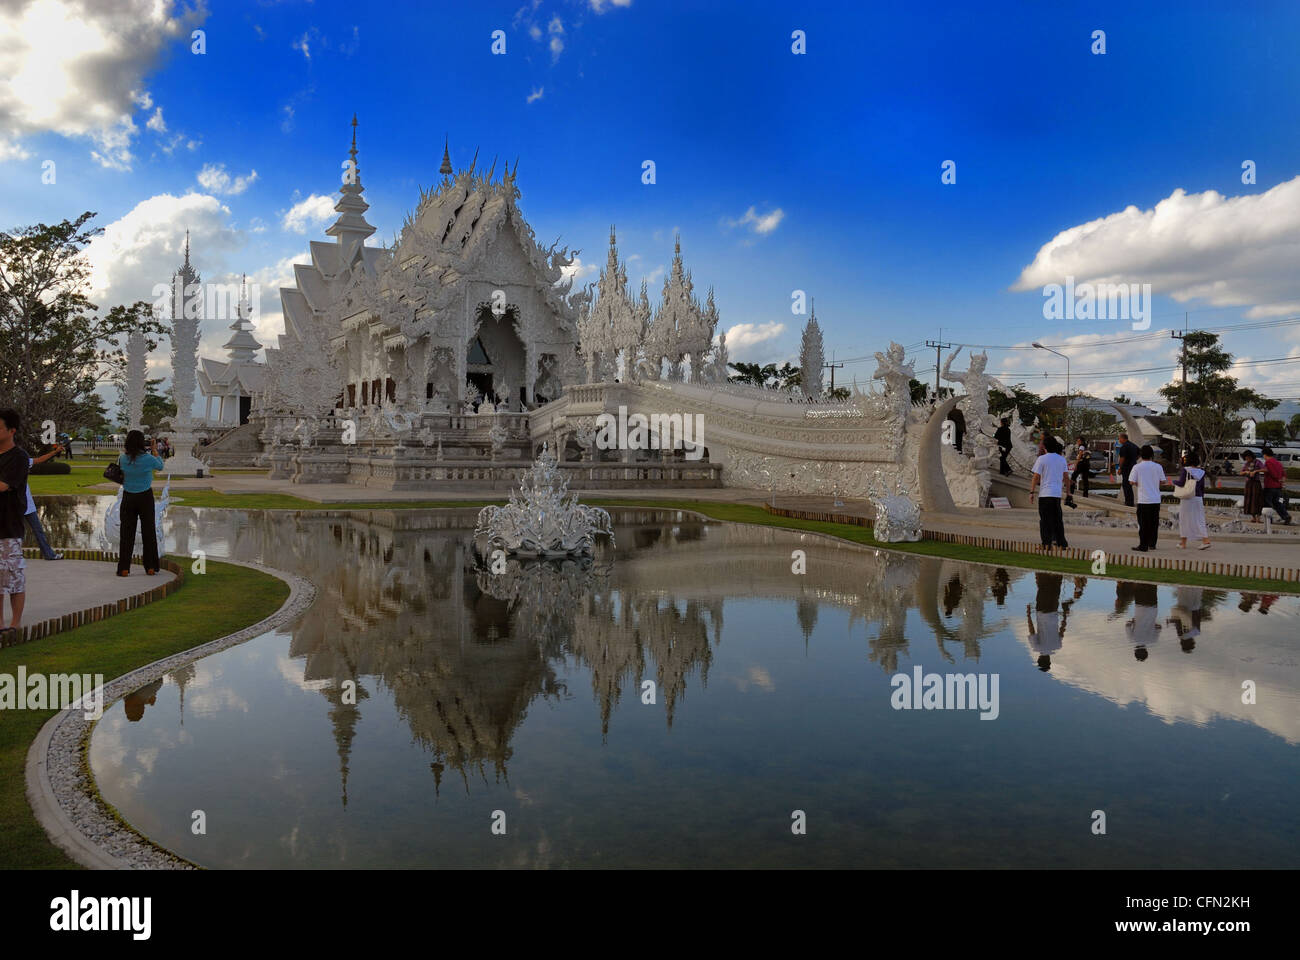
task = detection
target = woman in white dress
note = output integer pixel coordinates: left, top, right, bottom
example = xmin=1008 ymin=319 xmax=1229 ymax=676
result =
xmin=1176 ymin=450 xmax=1211 ymax=550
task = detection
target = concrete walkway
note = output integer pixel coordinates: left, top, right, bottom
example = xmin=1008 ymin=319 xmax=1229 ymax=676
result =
xmin=18 ymin=559 xmax=177 ymax=627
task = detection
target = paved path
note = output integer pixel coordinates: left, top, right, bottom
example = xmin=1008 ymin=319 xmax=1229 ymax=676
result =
xmin=18 ymin=559 xmax=177 ymax=627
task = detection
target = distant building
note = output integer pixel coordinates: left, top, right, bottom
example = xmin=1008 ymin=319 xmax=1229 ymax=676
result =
xmin=198 ymin=274 xmax=266 ymax=426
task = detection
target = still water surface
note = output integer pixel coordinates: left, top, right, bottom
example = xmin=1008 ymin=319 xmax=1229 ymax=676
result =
xmin=37 ymin=500 xmax=1300 ymax=868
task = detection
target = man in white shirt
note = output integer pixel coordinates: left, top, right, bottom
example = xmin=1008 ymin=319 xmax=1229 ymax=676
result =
xmin=1029 ymin=435 xmax=1071 ymax=549
xmin=1128 ymin=444 xmax=1165 ymax=551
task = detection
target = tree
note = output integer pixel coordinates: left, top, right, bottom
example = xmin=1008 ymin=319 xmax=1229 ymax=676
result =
xmin=1256 ymin=420 xmax=1287 ymax=445
xmin=0 ymin=211 xmax=165 ymax=449
xmin=142 ymin=378 xmax=177 ymax=431
xmin=1288 ymin=413 xmax=1300 ymax=441
xmin=908 ymin=378 xmax=951 ymax=404
xmin=989 ymin=383 xmax=1043 ymax=426
xmin=68 ymin=391 xmax=112 ymax=437
xmin=1252 ymin=396 xmax=1280 ymax=422
xmin=1159 ymin=331 xmax=1260 ymax=467
xmin=774 ymin=362 xmax=800 ymax=390
xmin=1112 ymin=393 xmax=1133 ymax=405
xmin=727 ymin=361 xmax=779 ymax=386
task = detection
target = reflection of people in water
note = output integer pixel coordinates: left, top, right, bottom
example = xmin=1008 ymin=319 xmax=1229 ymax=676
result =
xmin=123 ymin=678 xmax=164 ymax=722
xmin=943 ymin=575 xmax=963 ymax=617
xmin=1166 ymin=586 xmax=1203 ymax=652
xmin=1126 ymin=582 xmax=1161 ymax=661
xmin=1237 ymin=592 xmax=1279 ymax=615
xmin=1026 ymin=572 xmax=1065 ymax=671
xmin=1112 ymin=580 xmax=1137 ymax=619
xmin=1071 ymin=576 xmax=1087 ymax=601
xmin=991 ymin=568 xmax=1010 ymax=606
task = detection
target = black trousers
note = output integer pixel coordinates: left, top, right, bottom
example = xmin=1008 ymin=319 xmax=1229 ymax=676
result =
xmin=1037 ymin=496 xmax=1067 ymax=548
xmin=1136 ymin=503 xmax=1160 ymax=548
xmin=118 ymin=489 xmax=159 ymax=573
xmin=1121 ymin=470 xmax=1135 ymax=506
xmin=998 ymin=446 xmax=1011 ymax=476
xmin=1071 ymin=463 xmax=1090 ymax=497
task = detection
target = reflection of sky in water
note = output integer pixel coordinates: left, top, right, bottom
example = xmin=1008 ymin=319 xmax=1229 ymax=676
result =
xmin=51 ymin=499 xmax=1299 ymax=868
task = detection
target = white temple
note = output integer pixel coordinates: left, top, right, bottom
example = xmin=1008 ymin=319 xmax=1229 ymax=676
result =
xmin=198 ymin=274 xmax=266 ymax=426
xmin=195 ymin=117 xmax=1031 ymax=510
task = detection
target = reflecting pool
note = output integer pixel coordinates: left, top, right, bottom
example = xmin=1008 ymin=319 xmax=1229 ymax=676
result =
xmin=39 ymin=499 xmax=1299 ymax=868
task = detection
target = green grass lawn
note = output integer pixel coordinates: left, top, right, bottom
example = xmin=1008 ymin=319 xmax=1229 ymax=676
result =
xmin=0 ymin=559 xmax=289 ymax=869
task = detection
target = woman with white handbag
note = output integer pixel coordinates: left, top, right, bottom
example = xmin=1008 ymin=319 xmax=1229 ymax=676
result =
xmin=1173 ymin=450 xmax=1211 ymax=550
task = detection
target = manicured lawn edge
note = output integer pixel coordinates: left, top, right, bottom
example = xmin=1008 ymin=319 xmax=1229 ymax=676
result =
xmin=2 ymin=558 xmax=291 ymax=869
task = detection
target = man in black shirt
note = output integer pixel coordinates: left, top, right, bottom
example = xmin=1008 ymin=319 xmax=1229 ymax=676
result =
xmin=1117 ymin=432 xmax=1140 ymax=507
xmin=994 ymin=418 xmax=1013 ymax=476
xmin=0 ymin=409 xmax=29 ymax=638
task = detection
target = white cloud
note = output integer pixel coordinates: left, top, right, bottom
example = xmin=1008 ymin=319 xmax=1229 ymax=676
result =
xmin=725 ymin=321 xmax=786 ymax=356
xmin=281 ymin=194 xmax=336 ymax=233
xmin=1013 ymin=177 xmax=1300 ymax=319
xmin=560 ymin=256 xmax=598 ymax=285
xmin=85 ymin=193 xmax=238 ymax=313
xmin=527 ymin=87 xmax=545 ymax=104
xmin=0 ymin=0 xmax=204 ymax=168
xmin=197 ymin=163 xmax=259 ymax=196
xmin=548 ymin=15 xmax=564 ymax=60
xmin=292 ymin=31 xmax=311 ymax=59
xmin=146 ymin=107 xmax=167 ymax=133
xmin=589 ymin=0 xmax=633 ymax=11
xmin=729 ymin=206 xmax=785 ymax=237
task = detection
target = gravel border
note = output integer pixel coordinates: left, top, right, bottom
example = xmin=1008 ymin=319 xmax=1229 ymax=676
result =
xmin=24 ymin=557 xmax=316 ymax=870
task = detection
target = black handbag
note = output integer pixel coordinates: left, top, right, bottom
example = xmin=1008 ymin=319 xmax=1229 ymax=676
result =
xmin=103 ymin=460 xmax=125 ymax=484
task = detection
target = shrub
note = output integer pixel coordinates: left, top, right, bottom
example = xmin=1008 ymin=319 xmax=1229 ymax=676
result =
xmin=30 ymin=460 xmax=71 ymax=475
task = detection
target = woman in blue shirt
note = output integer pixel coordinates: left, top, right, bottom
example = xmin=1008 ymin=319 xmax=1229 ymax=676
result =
xmin=116 ymin=430 xmax=165 ymax=576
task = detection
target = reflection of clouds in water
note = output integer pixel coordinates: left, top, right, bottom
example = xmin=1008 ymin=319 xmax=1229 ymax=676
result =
xmin=1018 ymin=603 xmax=1300 ymax=744
xmin=274 ymin=653 xmax=331 ymax=692
xmin=732 ymin=665 xmax=775 ymax=692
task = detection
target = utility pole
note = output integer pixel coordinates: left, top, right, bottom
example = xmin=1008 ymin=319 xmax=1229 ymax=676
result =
xmin=822 ymin=350 xmax=844 ymax=394
xmin=926 ymin=337 xmax=954 ymax=399
xmin=1172 ymin=317 xmax=1188 ymax=457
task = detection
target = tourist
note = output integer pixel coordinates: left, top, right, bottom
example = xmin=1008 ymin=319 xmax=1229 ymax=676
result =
xmin=1069 ymin=435 xmax=1091 ymax=499
xmin=1174 ymin=449 xmax=1211 ymax=551
xmin=994 ymin=418 xmax=1012 ymax=475
xmin=25 ymin=442 xmax=64 ymax=560
xmin=0 ymin=410 xmax=29 ymax=641
xmin=1025 ymin=572 xmax=1064 ymax=671
xmin=116 ymin=430 xmax=165 ymax=577
xmin=1240 ymin=449 xmax=1265 ymax=522
xmin=1117 ymin=432 xmax=1140 ymax=507
xmin=1127 ymin=581 xmax=1161 ymax=661
xmin=1129 ymin=444 xmax=1165 ymax=552
xmin=1029 ymin=435 xmax=1070 ymax=550
xmin=1259 ymin=445 xmax=1292 ymax=525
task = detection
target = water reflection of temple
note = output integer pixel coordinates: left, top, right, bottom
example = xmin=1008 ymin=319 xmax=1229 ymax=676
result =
xmin=146 ymin=507 xmax=1025 ymax=793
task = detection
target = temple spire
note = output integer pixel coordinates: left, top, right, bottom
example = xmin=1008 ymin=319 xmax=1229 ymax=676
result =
xmin=439 ymin=135 xmax=453 ymax=175
xmin=183 ymin=229 xmax=190 ymax=269
xmin=326 ymin=113 xmax=376 ymax=248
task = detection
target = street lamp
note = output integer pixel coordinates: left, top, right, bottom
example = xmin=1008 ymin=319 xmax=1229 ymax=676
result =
xmin=1032 ymin=342 xmax=1070 ymax=402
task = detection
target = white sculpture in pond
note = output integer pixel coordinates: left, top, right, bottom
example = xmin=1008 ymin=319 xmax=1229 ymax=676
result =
xmin=102 ymin=476 xmax=171 ymax=556
xmin=866 ymin=470 xmax=922 ymax=542
xmin=475 ymin=445 xmax=614 ymax=556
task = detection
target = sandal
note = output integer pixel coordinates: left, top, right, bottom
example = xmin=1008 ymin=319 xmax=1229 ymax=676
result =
xmin=1198 ymin=542 xmax=1212 ymax=550
xmin=116 ymin=570 xmax=130 ymax=577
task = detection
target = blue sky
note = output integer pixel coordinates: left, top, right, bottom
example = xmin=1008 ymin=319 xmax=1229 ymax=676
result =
xmin=3 ymin=0 xmax=1300 ymax=409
